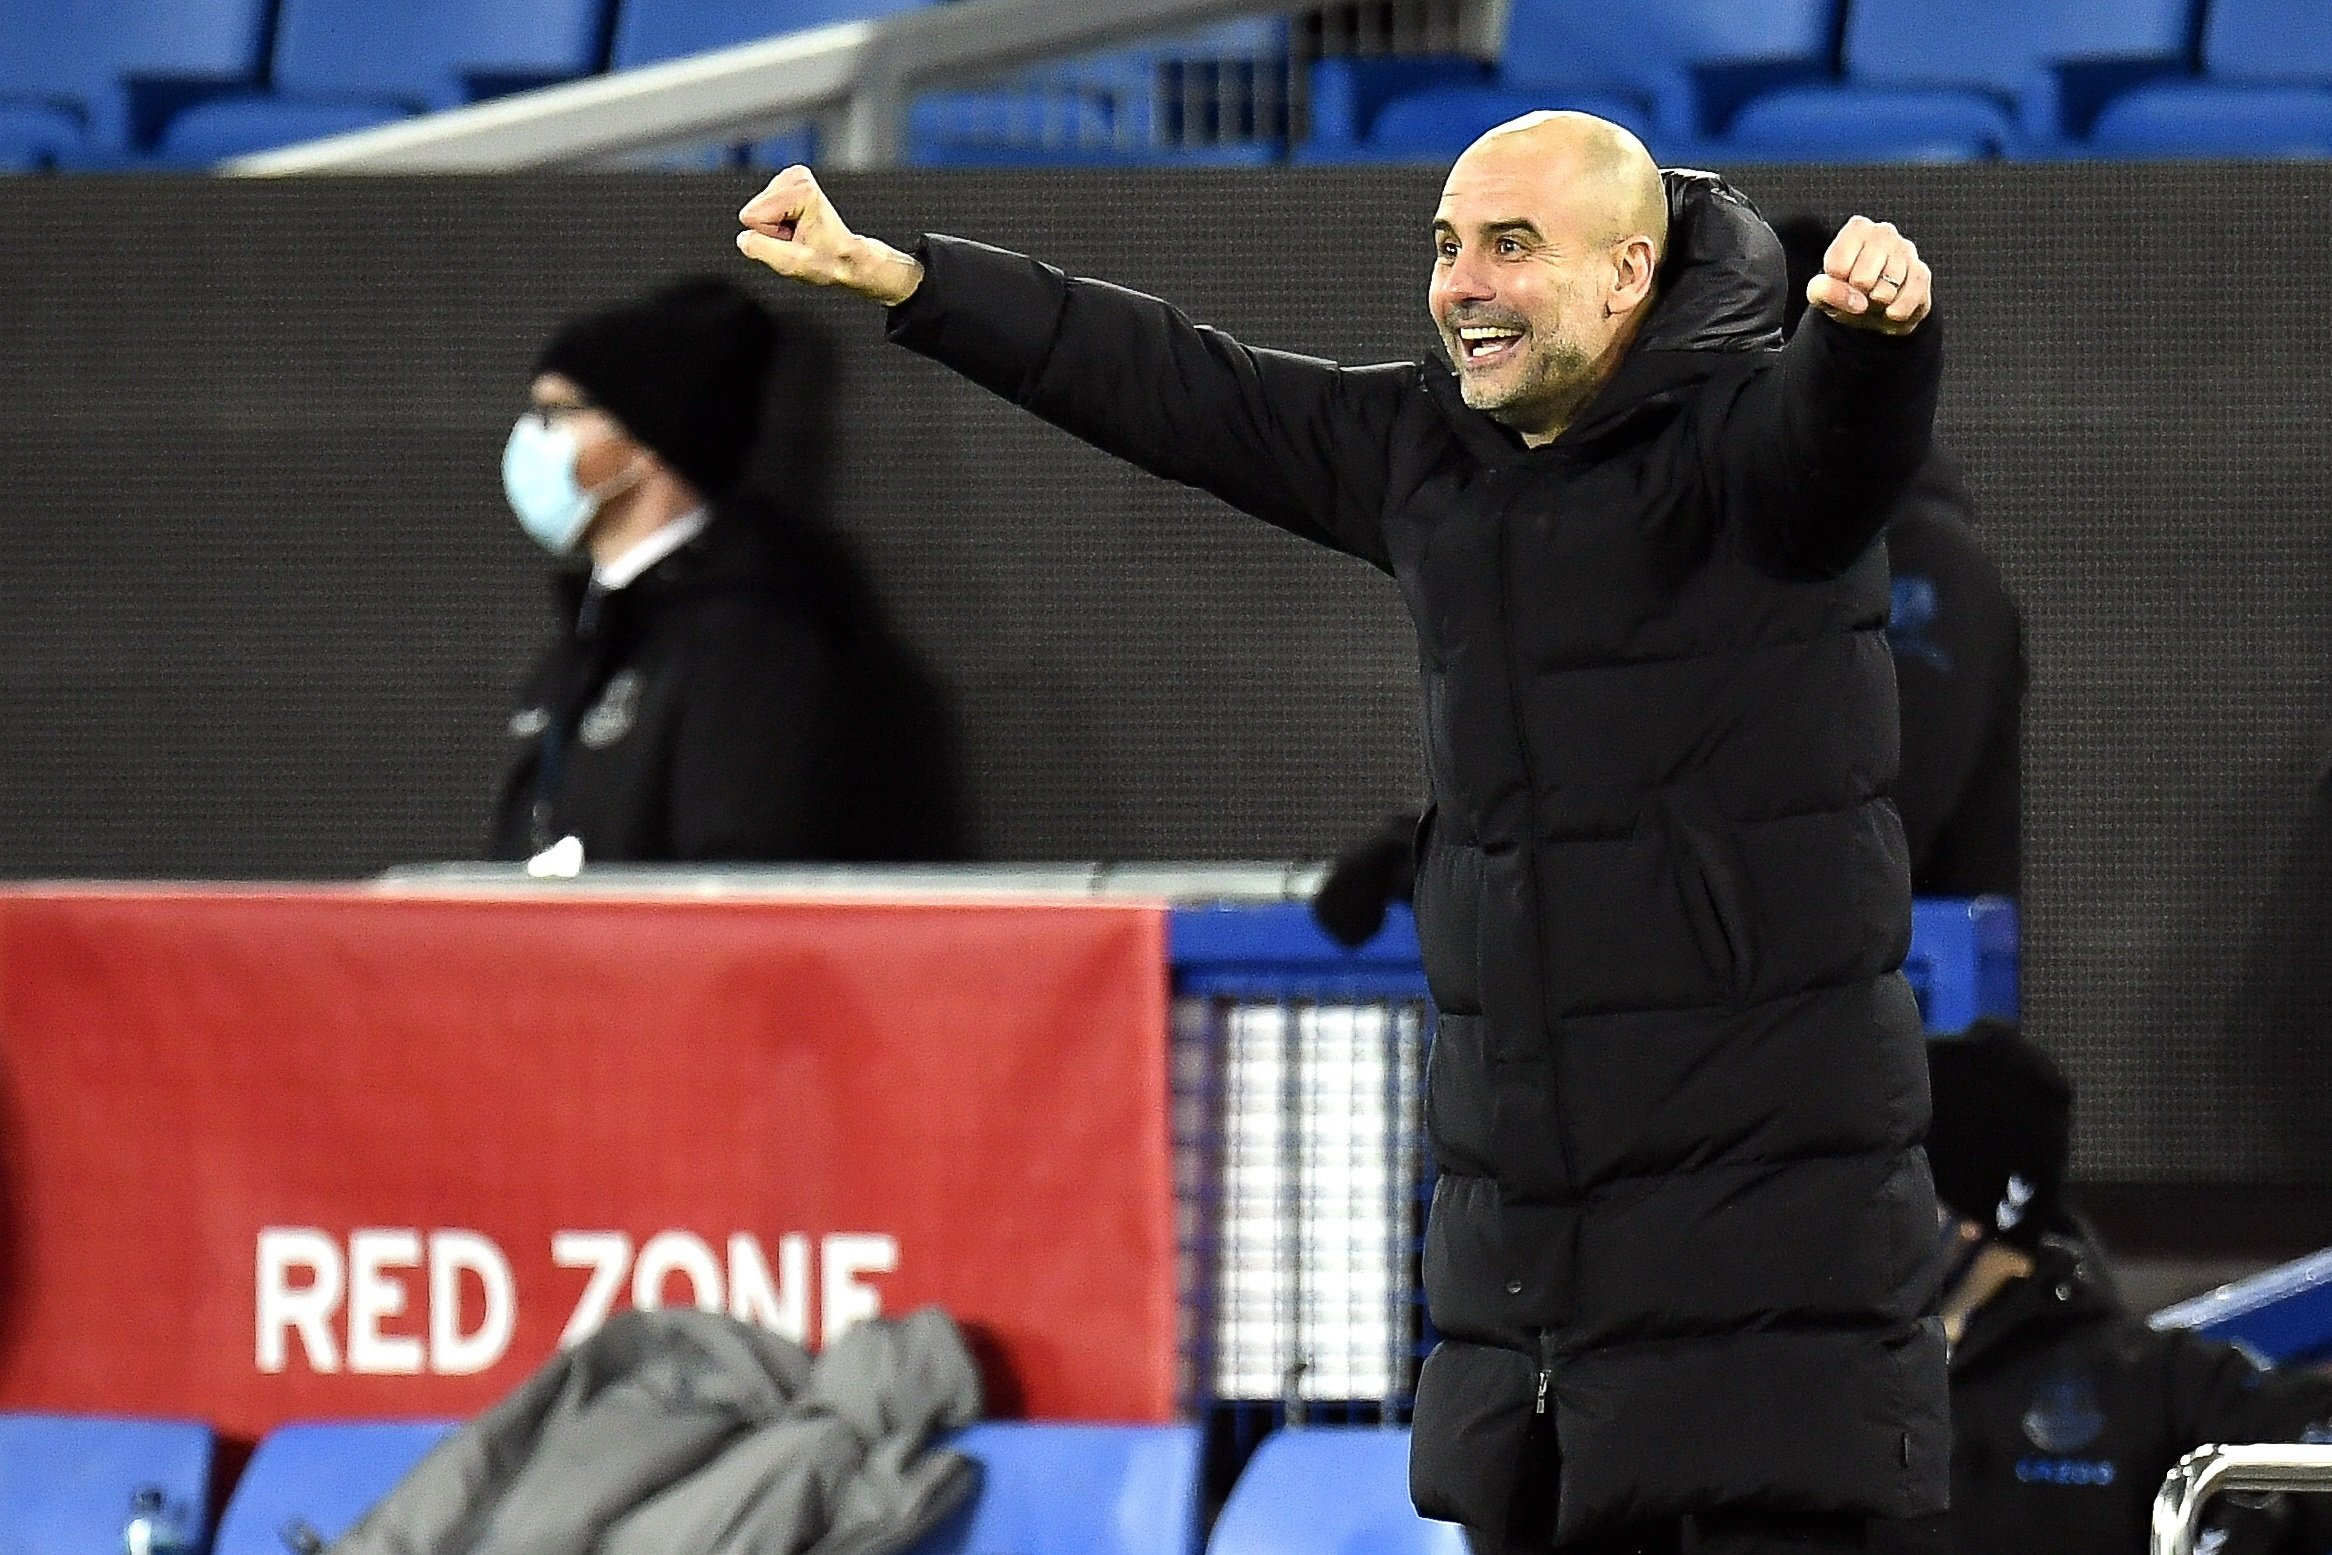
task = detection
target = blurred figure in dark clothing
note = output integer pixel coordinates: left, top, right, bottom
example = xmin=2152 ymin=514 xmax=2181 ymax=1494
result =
xmin=1311 ymin=212 xmax=2025 ymax=947
xmin=489 ymin=278 xmax=971 ymax=866
xmin=1907 ymin=1021 xmax=2332 ymax=1555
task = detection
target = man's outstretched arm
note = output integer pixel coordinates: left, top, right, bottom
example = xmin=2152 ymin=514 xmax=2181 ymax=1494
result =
xmin=1723 ymin=214 xmax=1942 ymax=579
xmin=736 ymin=167 xmax=1401 ymax=569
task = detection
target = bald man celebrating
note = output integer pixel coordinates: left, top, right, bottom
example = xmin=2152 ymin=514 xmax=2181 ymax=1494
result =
xmin=739 ymin=114 xmax=1947 ymax=1555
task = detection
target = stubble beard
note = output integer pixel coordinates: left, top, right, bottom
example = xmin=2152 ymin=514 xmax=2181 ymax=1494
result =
xmin=1457 ymin=328 xmax=1595 ymax=435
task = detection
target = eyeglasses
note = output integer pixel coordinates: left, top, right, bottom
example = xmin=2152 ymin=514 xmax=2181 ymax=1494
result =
xmin=521 ymin=399 xmax=598 ymax=428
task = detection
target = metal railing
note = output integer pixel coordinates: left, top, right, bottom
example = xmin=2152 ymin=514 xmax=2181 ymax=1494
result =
xmin=221 ymin=0 xmax=1484 ymax=175
xmin=2150 ymin=1444 xmax=2332 ymax=1555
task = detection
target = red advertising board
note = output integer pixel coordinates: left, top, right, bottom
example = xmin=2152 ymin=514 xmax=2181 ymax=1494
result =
xmin=0 ymin=889 xmax=1175 ymax=1437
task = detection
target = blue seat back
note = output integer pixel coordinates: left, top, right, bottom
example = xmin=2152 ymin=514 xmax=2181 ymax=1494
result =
xmin=0 ymin=0 xmax=268 ymax=143
xmin=1841 ymin=0 xmax=2195 ymax=93
xmin=909 ymin=1423 xmax=1203 ymax=1555
xmin=2201 ymin=0 xmax=2332 ymax=84
xmin=212 ymin=1421 xmax=458 ymax=1555
xmin=270 ymin=0 xmax=610 ymax=108
xmin=0 ymin=1414 xmax=215 ymax=1554
xmin=1208 ymin=1428 xmax=1467 ymax=1555
xmin=1500 ymin=0 xmax=1835 ymax=91
xmin=612 ymin=0 xmax=931 ymax=70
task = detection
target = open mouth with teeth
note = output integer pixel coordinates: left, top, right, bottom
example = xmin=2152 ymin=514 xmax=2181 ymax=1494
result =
xmin=1457 ymin=324 xmax=1525 ymax=366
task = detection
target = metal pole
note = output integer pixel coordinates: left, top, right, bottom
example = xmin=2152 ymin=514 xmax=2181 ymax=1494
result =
xmin=2149 ymin=1444 xmax=2332 ymax=1555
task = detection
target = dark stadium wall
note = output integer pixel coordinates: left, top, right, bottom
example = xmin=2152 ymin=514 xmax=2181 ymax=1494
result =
xmin=1 ymin=166 xmax=2328 ymax=1183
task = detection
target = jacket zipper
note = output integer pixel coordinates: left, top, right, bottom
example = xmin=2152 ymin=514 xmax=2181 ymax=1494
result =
xmin=1534 ymin=1330 xmax=1558 ymax=1415
xmin=1493 ymin=493 xmax=1580 ymax=1196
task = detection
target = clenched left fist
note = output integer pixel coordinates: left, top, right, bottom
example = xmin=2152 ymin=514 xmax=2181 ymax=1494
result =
xmin=1806 ymin=215 xmax=1930 ymax=335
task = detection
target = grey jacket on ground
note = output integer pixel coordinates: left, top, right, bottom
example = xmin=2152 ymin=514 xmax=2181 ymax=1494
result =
xmin=332 ymin=1306 xmax=983 ymax=1555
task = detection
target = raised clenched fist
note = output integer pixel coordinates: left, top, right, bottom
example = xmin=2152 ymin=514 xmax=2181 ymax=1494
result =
xmin=1806 ymin=215 xmax=1931 ymax=335
xmin=735 ymin=165 xmax=923 ymax=306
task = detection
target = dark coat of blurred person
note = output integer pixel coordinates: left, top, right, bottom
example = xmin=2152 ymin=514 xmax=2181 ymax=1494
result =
xmin=488 ymin=278 xmax=970 ymax=865
xmin=738 ymin=117 xmax=1951 ymax=1553
xmin=1894 ymin=1021 xmax=2332 ymax=1555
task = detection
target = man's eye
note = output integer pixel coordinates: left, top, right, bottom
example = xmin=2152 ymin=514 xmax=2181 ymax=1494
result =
xmin=1435 ymin=240 xmax=1459 ymax=259
xmin=1496 ymin=237 xmax=1522 ymax=256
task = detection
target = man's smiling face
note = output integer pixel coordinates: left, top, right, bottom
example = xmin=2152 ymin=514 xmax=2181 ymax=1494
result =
xmin=1427 ymin=113 xmax=1666 ymax=446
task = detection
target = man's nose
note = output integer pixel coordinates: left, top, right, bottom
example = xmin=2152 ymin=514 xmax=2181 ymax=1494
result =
xmin=1438 ymin=252 xmax=1496 ymax=305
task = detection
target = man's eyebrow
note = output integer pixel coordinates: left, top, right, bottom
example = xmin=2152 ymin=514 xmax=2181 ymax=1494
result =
xmin=1429 ymin=218 xmax=1546 ymax=241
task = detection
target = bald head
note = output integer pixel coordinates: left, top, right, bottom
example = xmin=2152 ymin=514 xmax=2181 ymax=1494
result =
xmin=1455 ymin=112 xmax=1667 ymax=260
xmin=1428 ymin=111 xmax=1669 ymax=446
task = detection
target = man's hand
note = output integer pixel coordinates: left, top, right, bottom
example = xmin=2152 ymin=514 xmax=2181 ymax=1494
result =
xmin=1806 ymin=215 xmax=1930 ymax=335
xmin=736 ymin=166 xmax=923 ymax=306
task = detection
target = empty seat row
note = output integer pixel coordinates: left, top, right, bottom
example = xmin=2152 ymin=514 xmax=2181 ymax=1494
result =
xmin=0 ymin=1413 xmax=1452 ymax=1555
xmin=15 ymin=0 xmax=2325 ymax=171
xmin=0 ymin=0 xmax=935 ymax=169
xmin=1304 ymin=0 xmax=2332 ymax=165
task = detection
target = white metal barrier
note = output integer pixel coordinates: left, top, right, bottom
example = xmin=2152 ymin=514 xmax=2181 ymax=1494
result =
xmin=2149 ymin=1444 xmax=2332 ymax=1555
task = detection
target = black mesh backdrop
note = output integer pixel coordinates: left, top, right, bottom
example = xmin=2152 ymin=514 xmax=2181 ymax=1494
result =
xmin=2 ymin=166 xmax=2329 ymax=1182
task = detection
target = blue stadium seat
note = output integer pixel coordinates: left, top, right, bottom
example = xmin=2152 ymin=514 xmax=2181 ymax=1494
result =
xmin=0 ymin=103 xmax=84 ymax=170
xmin=612 ymin=0 xmax=934 ymax=70
xmin=1722 ymin=0 xmax=2197 ymax=161
xmin=1903 ymin=896 xmax=2019 ymax=1034
xmin=156 ymin=0 xmax=611 ymax=165
xmin=1303 ymin=0 xmax=1832 ymax=164
xmin=211 ymin=1420 xmax=458 ymax=1555
xmin=2087 ymin=0 xmax=2332 ymax=157
xmin=1206 ymin=1428 xmax=1467 ymax=1555
xmin=1361 ymin=86 xmax=1653 ymax=164
xmin=1498 ymin=0 xmax=1836 ymax=141
xmin=1724 ymin=89 xmax=2011 ymax=162
xmin=2089 ymin=84 xmax=2332 ymax=156
xmin=0 ymin=0 xmax=271 ymax=158
xmin=0 ymin=1414 xmax=215 ymax=1552
xmin=160 ymin=100 xmax=411 ymax=164
xmin=907 ymin=1423 xmax=1203 ymax=1555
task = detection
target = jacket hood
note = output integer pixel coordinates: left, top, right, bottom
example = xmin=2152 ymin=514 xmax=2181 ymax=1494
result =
xmin=1636 ymin=168 xmax=1786 ymax=356
xmin=1424 ymin=168 xmax=1785 ymax=461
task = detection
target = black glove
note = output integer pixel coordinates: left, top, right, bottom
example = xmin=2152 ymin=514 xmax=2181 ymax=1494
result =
xmin=1311 ymin=810 xmax=1422 ymax=949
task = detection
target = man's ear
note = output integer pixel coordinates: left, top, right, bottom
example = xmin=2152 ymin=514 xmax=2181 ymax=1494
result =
xmin=1612 ymin=234 xmax=1659 ymax=314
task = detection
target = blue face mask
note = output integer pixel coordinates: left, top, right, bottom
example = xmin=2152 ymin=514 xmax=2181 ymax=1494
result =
xmin=503 ymin=416 xmax=641 ymax=555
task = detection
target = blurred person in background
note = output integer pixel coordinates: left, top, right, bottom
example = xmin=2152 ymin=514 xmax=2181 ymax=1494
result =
xmin=1309 ymin=213 xmax=2027 ymax=949
xmin=1909 ymin=1020 xmax=2332 ymax=1555
xmin=490 ymin=277 xmax=970 ymax=866
xmin=738 ymin=115 xmax=1950 ymax=1555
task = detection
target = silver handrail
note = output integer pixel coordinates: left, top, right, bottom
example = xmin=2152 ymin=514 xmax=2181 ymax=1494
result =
xmin=221 ymin=0 xmax=1290 ymax=174
xmin=2149 ymin=1443 xmax=2332 ymax=1555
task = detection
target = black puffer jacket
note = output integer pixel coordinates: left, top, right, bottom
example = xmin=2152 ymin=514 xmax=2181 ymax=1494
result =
xmin=885 ymin=172 xmax=1947 ymax=1546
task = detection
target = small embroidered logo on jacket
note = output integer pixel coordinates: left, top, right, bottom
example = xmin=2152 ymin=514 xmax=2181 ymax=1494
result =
xmin=2022 ymin=1371 xmax=2107 ymax=1454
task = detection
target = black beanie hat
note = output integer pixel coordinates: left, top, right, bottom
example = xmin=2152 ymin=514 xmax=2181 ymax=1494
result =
xmin=535 ymin=277 xmax=776 ymax=499
xmin=1925 ymin=1019 xmax=2075 ymax=1250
